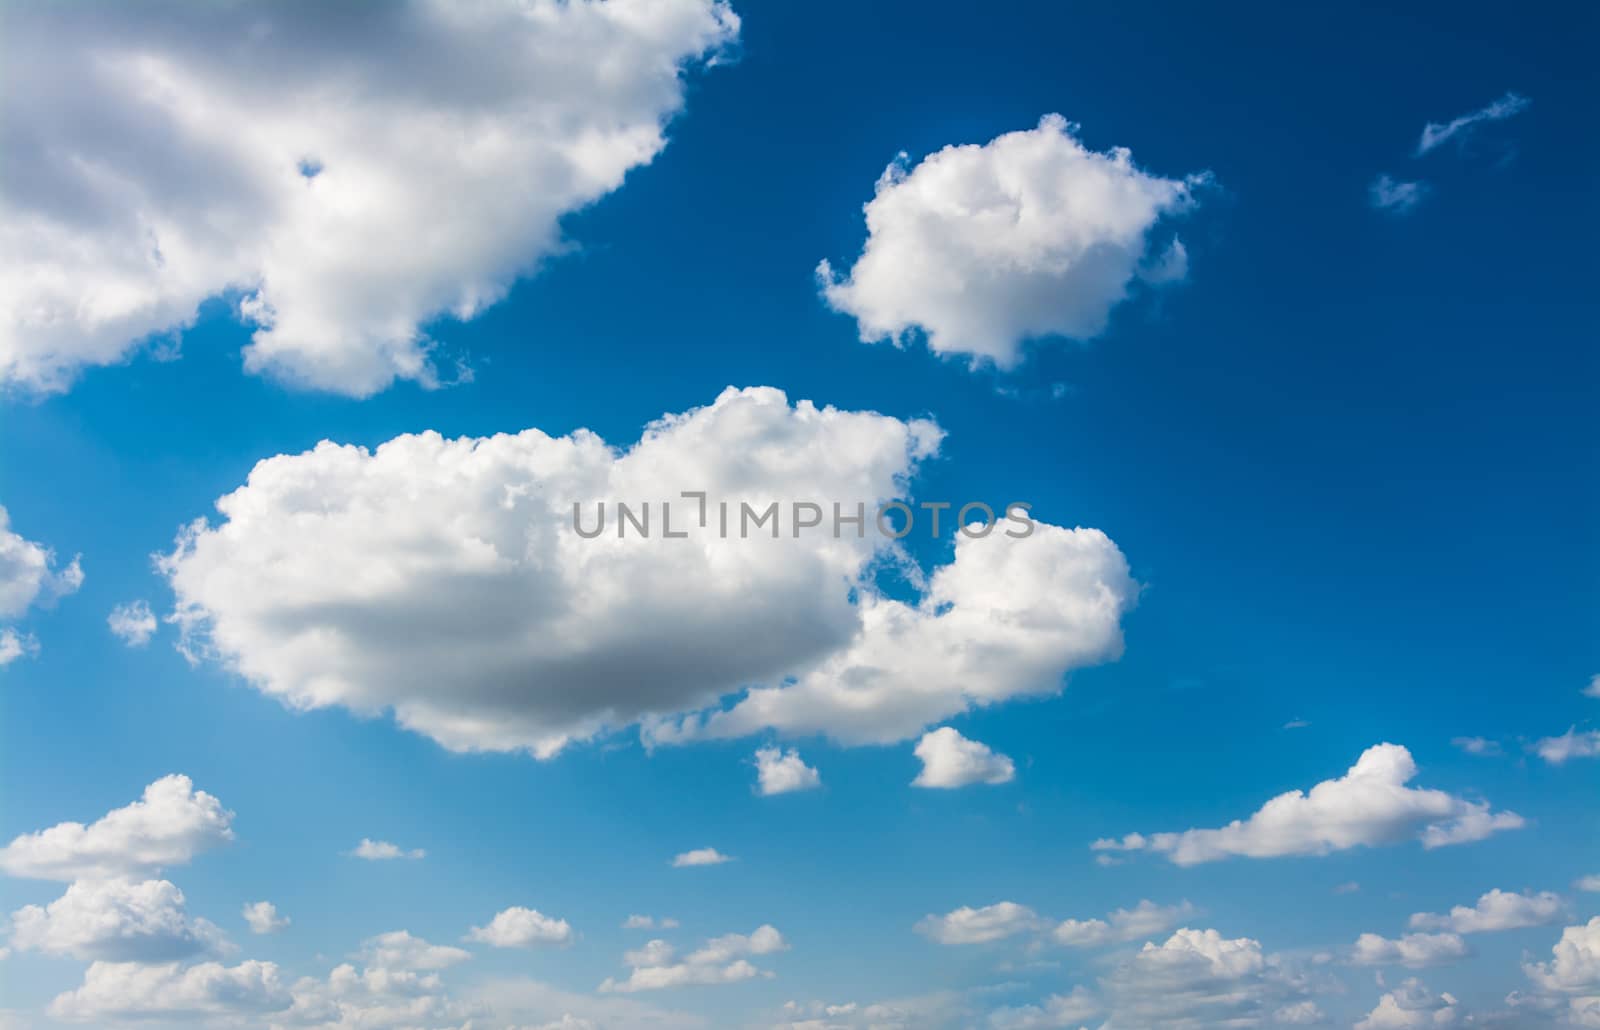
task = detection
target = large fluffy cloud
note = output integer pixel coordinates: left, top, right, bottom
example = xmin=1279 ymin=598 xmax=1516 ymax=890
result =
xmin=1092 ymin=744 xmax=1523 ymax=865
xmin=8 ymin=878 xmax=229 ymax=963
xmin=817 ymin=114 xmax=1204 ymax=369
xmin=1 ymin=0 xmax=738 ymax=395
xmin=915 ymin=902 xmax=1042 ymax=946
xmin=1354 ymin=978 xmax=1461 ymax=1029
xmin=1408 ymin=889 xmax=1568 ymax=934
xmin=48 ymin=959 xmax=290 ymax=1023
xmin=0 ymin=775 xmax=233 ymax=881
xmin=161 ymin=387 xmax=1136 ymax=756
xmin=1351 ymin=932 xmax=1470 ymax=969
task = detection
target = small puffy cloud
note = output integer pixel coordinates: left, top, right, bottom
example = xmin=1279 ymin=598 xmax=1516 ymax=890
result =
xmin=0 ymin=774 xmax=233 ymax=881
xmin=0 ymin=628 xmax=37 ymax=667
xmin=1355 ymin=977 xmax=1461 ymax=1029
xmin=1583 ymin=675 xmax=1600 ymax=699
xmin=1417 ymin=92 xmax=1531 ymax=155
xmin=1369 ymin=175 xmax=1428 ymax=215
xmin=1052 ymin=900 xmax=1196 ymax=949
xmin=1091 ymin=743 xmax=1523 ymax=865
xmin=818 ymin=114 xmax=1205 ymax=369
xmin=622 ymin=915 xmax=679 ymax=931
xmin=1408 ymin=889 xmax=1568 ymax=934
xmin=162 ymin=388 xmax=1136 ymax=756
xmin=600 ymin=925 xmax=786 ymax=993
xmin=466 ymin=907 xmax=574 ymax=948
xmin=1532 ymin=728 xmax=1600 ymax=764
xmin=915 ymin=902 xmax=1043 ymax=946
xmin=1451 ymin=736 xmax=1502 ymax=757
xmin=754 ymin=747 xmax=822 ymax=796
xmin=242 ymin=901 xmax=288 ymax=935
xmin=911 ymin=727 xmax=1015 ymax=789
xmin=8 ymin=878 xmax=229 ymax=962
xmin=1577 ymin=876 xmax=1600 ymax=893
xmin=987 ymin=986 xmax=1102 ymax=1029
xmin=108 ymin=601 xmax=158 ymax=647
xmin=2 ymin=0 xmax=739 ymax=396
xmin=1093 ymin=928 xmax=1321 ymax=1029
xmin=671 ymin=847 xmax=732 ymax=868
xmin=0 ymin=505 xmax=83 ymax=617
xmin=1351 ymin=932 xmax=1470 ymax=969
xmin=354 ymin=930 xmax=470 ymax=971
xmin=48 ymin=959 xmax=290 ymax=1023
xmin=349 ymin=838 xmax=425 ymax=861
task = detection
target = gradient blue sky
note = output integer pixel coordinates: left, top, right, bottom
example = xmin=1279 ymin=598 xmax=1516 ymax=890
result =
xmin=2 ymin=2 xmax=1596 ymax=1028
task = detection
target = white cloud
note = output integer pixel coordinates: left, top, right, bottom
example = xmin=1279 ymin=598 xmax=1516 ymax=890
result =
xmin=1578 ymin=876 xmax=1600 ymax=894
xmin=1532 ymin=728 xmax=1600 ymax=764
xmin=911 ymin=727 xmax=1015 ymax=789
xmin=355 ymin=930 xmax=470 ymax=971
xmin=466 ymin=907 xmax=574 ymax=948
xmin=0 ymin=628 xmax=37 ymax=667
xmin=0 ymin=774 xmax=233 ymax=881
xmin=350 ymin=838 xmax=425 ymax=861
xmin=671 ymin=847 xmax=732 ymax=868
xmin=108 ymin=600 xmax=158 ymax=647
xmin=0 ymin=505 xmax=82 ymax=660
xmin=1355 ymin=977 xmax=1461 ymax=1029
xmin=8 ymin=878 xmax=229 ymax=962
xmin=1417 ymin=92 xmax=1531 ymax=155
xmin=818 ymin=114 xmax=1204 ymax=369
xmin=1092 ymin=928 xmax=1321 ymax=1029
xmin=1583 ymin=675 xmax=1600 ymax=699
xmin=987 ymin=986 xmax=1102 ymax=1029
xmin=160 ymin=387 xmax=1135 ymax=757
xmin=623 ymin=915 xmax=679 ymax=931
xmin=1091 ymin=743 xmax=1523 ymax=865
xmin=1408 ymin=889 xmax=1567 ymax=934
xmin=242 ymin=901 xmax=289 ymax=935
xmin=1 ymin=0 xmax=739 ymax=396
xmin=1451 ymin=736 xmax=1502 ymax=757
xmin=915 ymin=902 xmax=1043 ymax=946
xmin=48 ymin=959 xmax=290 ymax=1023
xmin=1524 ymin=918 xmax=1600 ymax=994
xmin=1351 ymin=932 xmax=1470 ymax=969
xmin=600 ymin=925 xmax=786 ymax=993
xmin=1369 ymin=175 xmax=1428 ymax=214
xmin=754 ymin=747 xmax=822 ymax=796
xmin=1051 ymin=900 xmax=1196 ymax=949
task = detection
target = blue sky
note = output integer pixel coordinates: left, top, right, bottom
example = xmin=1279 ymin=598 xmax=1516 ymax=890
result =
xmin=1 ymin=1 xmax=1596 ymax=1027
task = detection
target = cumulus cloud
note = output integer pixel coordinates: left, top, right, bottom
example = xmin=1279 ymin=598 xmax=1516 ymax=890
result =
xmin=242 ymin=901 xmax=289 ymax=935
xmin=1408 ymin=889 xmax=1567 ymax=934
xmin=108 ymin=600 xmax=158 ymax=647
xmin=671 ymin=847 xmax=732 ymax=868
xmin=1091 ymin=743 xmax=1523 ymax=865
xmin=1355 ymin=977 xmax=1461 ymax=1029
xmin=600 ymin=925 xmax=786 ymax=993
xmin=1524 ymin=917 xmax=1600 ymax=994
xmin=466 ymin=907 xmax=574 ymax=948
xmin=1 ymin=0 xmax=739 ymax=396
xmin=818 ymin=115 xmax=1205 ymax=369
xmin=0 ymin=505 xmax=83 ymax=659
xmin=48 ymin=959 xmax=290 ymax=1023
xmin=349 ymin=839 xmax=425 ymax=861
xmin=915 ymin=902 xmax=1043 ymax=946
xmin=1416 ymin=92 xmax=1531 ymax=155
xmin=1351 ymin=931 xmax=1470 ymax=969
xmin=1583 ymin=675 xmax=1600 ymax=699
xmin=987 ymin=986 xmax=1102 ymax=1029
xmin=1532 ymin=728 xmax=1600 ymax=764
xmin=1051 ymin=900 xmax=1196 ymax=949
xmin=8 ymin=878 xmax=229 ymax=962
xmin=911 ymin=727 xmax=1015 ymax=788
xmin=1578 ymin=876 xmax=1600 ymax=893
xmin=355 ymin=930 xmax=470 ymax=972
xmin=0 ymin=628 xmax=37 ymax=667
xmin=0 ymin=774 xmax=233 ymax=881
xmin=754 ymin=747 xmax=822 ymax=796
xmin=1369 ymin=175 xmax=1428 ymax=215
xmin=1452 ymin=736 xmax=1502 ymax=757
xmin=160 ymin=387 xmax=1135 ymax=757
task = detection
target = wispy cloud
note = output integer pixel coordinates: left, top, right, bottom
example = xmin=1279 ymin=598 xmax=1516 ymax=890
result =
xmin=1417 ymin=92 xmax=1530 ymax=155
xmin=1369 ymin=175 xmax=1428 ymax=215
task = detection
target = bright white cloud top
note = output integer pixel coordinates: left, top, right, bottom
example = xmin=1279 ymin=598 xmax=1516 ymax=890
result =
xmin=672 ymin=847 xmax=732 ymax=868
xmin=241 ymin=901 xmax=288 ymax=935
xmin=911 ymin=726 xmax=1015 ymax=788
xmin=1407 ymin=889 xmax=1567 ymax=934
xmin=1354 ymin=978 xmax=1460 ymax=1030
xmin=1351 ymin=931 xmax=1470 ymax=969
xmin=107 ymin=600 xmax=158 ymax=647
xmin=818 ymin=114 xmax=1204 ymax=369
xmin=8 ymin=878 xmax=230 ymax=963
xmin=0 ymin=775 xmax=233 ymax=881
xmin=465 ymin=907 xmax=574 ymax=948
xmin=915 ymin=902 xmax=1042 ymax=945
xmin=1416 ymin=91 xmax=1530 ymax=155
xmin=160 ymin=387 xmax=1136 ymax=757
xmin=1092 ymin=743 xmax=1523 ymax=865
xmin=0 ymin=504 xmax=83 ymax=663
xmin=0 ymin=0 xmax=739 ymax=395
xmin=753 ymin=746 xmax=822 ymax=796
xmin=599 ymin=924 xmax=786 ymax=993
